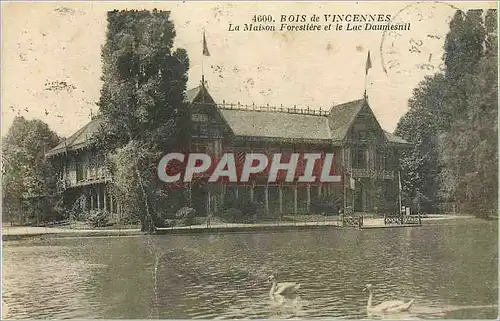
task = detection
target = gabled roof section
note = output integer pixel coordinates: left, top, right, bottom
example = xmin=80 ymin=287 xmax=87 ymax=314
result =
xmin=327 ymin=98 xmax=410 ymax=146
xmin=46 ymin=117 xmax=102 ymax=157
xmin=327 ymin=98 xmax=365 ymax=141
xmin=185 ymin=86 xmax=202 ymax=103
xmin=219 ymin=109 xmax=332 ymax=142
xmin=46 ymin=85 xmax=412 ymax=157
xmin=46 ymin=85 xmax=212 ymax=157
xmin=384 ymin=130 xmax=411 ymax=146
xmin=184 ymin=84 xmax=215 ymax=104
xmin=353 ymin=99 xmax=389 ymax=143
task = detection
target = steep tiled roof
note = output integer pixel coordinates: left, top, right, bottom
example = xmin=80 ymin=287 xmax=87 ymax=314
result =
xmin=46 ymin=117 xmax=102 ymax=157
xmin=327 ymin=99 xmax=365 ymax=142
xmin=185 ymin=86 xmax=202 ymax=103
xmin=45 ymin=87 xmax=411 ymax=157
xmin=185 ymin=84 xmax=215 ymax=104
xmin=46 ymin=86 xmax=211 ymax=157
xmin=219 ymin=109 xmax=331 ymax=142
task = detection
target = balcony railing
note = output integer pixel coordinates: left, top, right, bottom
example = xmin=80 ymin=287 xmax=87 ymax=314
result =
xmin=60 ymin=170 xmax=113 ymax=189
xmin=350 ymin=168 xmax=395 ymax=180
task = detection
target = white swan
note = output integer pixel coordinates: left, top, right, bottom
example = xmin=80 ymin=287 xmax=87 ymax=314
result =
xmin=268 ymin=275 xmax=300 ymax=298
xmin=363 ymin=283 xmax=414 ymax=314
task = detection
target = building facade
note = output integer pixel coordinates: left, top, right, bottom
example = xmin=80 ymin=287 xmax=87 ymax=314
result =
xmin=45 ymin=84 xmax=411 ymax=219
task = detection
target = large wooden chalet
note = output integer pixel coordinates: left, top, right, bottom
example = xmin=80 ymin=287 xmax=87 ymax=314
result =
xmin=45 ymin=83 xmax=411 ymax=219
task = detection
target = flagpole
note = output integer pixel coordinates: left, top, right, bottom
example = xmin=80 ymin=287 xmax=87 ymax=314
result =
xmin=201 ymin=29 xmax=205 ymax=87
xmin=342 ymin=149 xmax=346 ymax=212
xmin=364 ymin=51 xmax=371 ymax=99
xmin=398 ymin=170 xmax=402 ymax=215
xmin=201 ymin=29 xmax=211 ymax=103
xmin=201 ymin=29 xmax=206 ymax=104
xmin=364 ymin=72 xmax=368 ymax=98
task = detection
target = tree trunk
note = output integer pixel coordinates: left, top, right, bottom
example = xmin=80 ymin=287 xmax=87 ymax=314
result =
xmin=135 ymin=167 xmax=156 ymax=234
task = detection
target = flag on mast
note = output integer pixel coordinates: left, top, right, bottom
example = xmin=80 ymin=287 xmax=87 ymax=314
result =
xmin=364 ymin=51 xmax=372 ymax=98
xmin=202 ymin=31 xmax=210 ymax=56
xmin=365 ymin=50 xmax=372 ymax=75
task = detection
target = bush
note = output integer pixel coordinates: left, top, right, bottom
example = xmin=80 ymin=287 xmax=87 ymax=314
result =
xmin=243 ymin=201 xmax=265 ymax=221
xmin=224 ymin=200 xmax=265 ymax=223
xmin=224 ymin=207 xmax=243 ymax=223
xmin=87 ymin=209 xmax=110 ymax=228
xmin=118 ymin=214 xmax=141 ymax=226
xmin=175 ymin=207 xmax=196 ymax=226
xmin=68 ymin=194 xmax=89 ymax=221
xmin=163 ymin=219 xmax=176 ymax=227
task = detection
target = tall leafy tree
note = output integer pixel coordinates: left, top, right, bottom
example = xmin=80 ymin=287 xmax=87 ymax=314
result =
xmin=396 ymin=8 xmax=497 ymax=217
xmin=438 ymin=18 xmax=497 ymax=216
xmin=96 ymin=9 xmax=190 ymax=232
xmin=2 ymin=116 xmax=62 ymax=224
xmin=438 ymin=9 xmax=496 ymax=216
xmin=395 ymin=74 xmax=446 ymax=213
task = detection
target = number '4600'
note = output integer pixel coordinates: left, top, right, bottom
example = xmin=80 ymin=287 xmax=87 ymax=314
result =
xmin=252 ymin=15 xmax=274 ymax=23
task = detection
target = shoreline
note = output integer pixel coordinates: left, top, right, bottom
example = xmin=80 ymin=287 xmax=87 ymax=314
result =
xmin=1 ymin=214 xmax=477 ymax=241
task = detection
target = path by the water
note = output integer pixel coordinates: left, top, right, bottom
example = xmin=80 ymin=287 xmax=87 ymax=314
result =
xmin=1 ymin=214 xmax=475 ymax=240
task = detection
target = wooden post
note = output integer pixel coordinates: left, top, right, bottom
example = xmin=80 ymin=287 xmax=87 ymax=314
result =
xmin=90 ymin=188 xmax=94 ymax=210
xmin=97 ymin=185 xmax=101 ymax=210
xmin=265 ymin=184 xmax=269 ymax=213
xmin=110 ymin=193 xmax=114 ymax=214
xmin=342 ymin=148 xmax=346 ymax=212
xmin=294 ymin=185 xmax=298 ymax=214
xmin=279 ymin=184 xmax=283 ymax=215
xmin=306 ymin=184 xmax=311 ymax=213
xmin=361 ymin=184 xmax=366 ymax=212
xmin=207 ymin=190 xmax=211 ymax=216
xmin=103 ymin=185 xmax=107 ymax=212
xmin=352 ymin=187 xmax=355 ymax=213
xmin=221 ymin=183 xmax=225 ymax=210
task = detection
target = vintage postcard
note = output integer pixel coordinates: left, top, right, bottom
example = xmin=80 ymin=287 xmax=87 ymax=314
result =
xmin=1 ymin=1 xmax=498 ymax=320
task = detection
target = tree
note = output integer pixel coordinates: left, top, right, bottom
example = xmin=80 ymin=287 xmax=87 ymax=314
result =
xmin=2 ymin=116 xmax=62 ymax=224
xmin=96 ymin=9 xmax=190 ymax=232
xmin=438 ymin=9 xmax=497 ymax=216
xmin=444 ymin=10 xmax=486 ymax=83
xmin=396 ymin=8 xmax=497 ymax=217
xmin=438 ymin=50 xmax=497 ymax=216
xmin=394 ymin=74 xmax=446 ymax=213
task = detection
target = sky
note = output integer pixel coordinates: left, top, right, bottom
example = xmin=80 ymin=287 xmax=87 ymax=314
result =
xmin=1 ymin=1 xmax=496 ymax=138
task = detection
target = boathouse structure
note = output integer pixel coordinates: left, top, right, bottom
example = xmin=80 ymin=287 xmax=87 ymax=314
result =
xmin=45 ymin=83 xmax=411 ymax=219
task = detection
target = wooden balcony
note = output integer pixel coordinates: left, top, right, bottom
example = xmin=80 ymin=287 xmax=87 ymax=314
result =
xmin=72 ymin=175 xmax=112 ymax=188
xmin=350 ymin=168 xmax=395 ymax=180
xmin=60 ymin=170 xmax=112 ymax=189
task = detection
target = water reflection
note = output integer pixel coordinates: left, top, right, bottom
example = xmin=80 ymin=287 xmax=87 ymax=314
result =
xmin=2 ymin=219 xmax=498 ymax=319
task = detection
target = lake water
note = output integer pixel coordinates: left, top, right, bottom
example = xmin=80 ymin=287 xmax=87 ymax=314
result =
xmin=2 ymin=218 xmax=498 ymax=319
